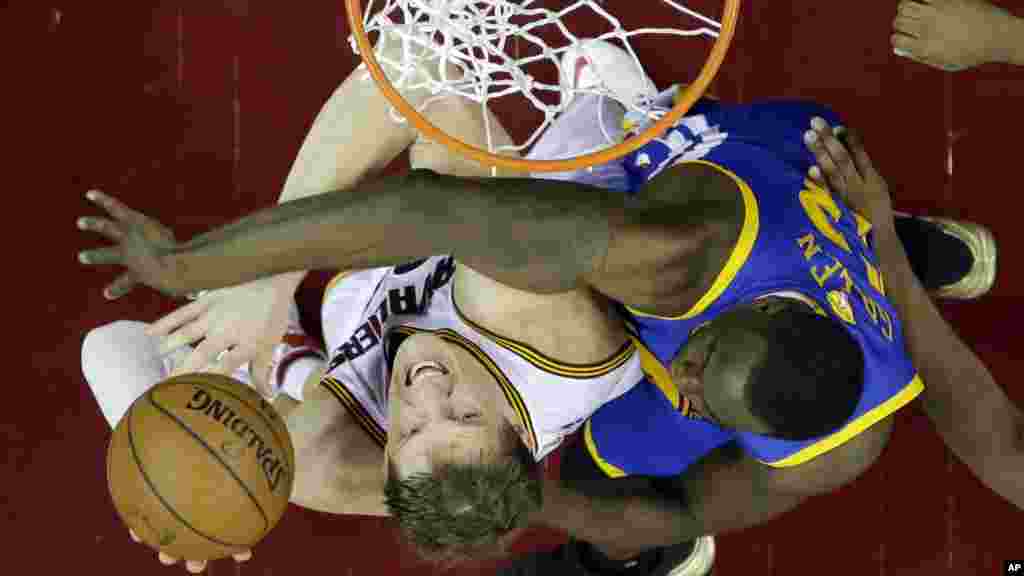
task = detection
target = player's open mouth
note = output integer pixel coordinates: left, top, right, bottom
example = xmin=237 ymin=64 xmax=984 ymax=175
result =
xmin=406 ymin=361 xmax=449 ymax=386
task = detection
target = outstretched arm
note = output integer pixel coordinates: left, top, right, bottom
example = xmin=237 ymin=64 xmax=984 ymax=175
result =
xmin=79 ymin=165 xmax=736 ymax=314
xmin=169 ymin=170 xmax=620 ymax=293
xmin=141 ymin=62 xmax=423 ymax=376
xmin=804 ymin=119 xmax=1024 ymax=509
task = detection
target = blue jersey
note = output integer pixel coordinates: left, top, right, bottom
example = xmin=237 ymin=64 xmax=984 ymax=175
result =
xmin=584 ymin=99 xmax=923 ymax=477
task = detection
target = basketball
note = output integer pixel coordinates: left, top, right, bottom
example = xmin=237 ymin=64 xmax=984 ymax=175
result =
xmin=106 ymin=373 xmax=295 ymax=561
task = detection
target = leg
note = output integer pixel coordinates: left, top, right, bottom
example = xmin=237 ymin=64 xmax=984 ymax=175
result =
xmin=82 ymin=321 xmax=178 ymax=428
xmin=281 ymin=29 xmax=464 ymax=202
xmin=408 ymin=38 xmax=647 ymax=185
xmin=891 ymin=0 xmax=1023 ymax=71
xmin=81 ymin=321 xmax=243 ymax=428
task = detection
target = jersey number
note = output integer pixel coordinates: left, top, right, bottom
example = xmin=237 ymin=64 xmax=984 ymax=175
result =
xmin=798 ymin=180 xmax=893 ymax=340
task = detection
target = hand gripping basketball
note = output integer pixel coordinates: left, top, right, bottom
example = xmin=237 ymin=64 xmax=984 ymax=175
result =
xmin=108 ymin=374 xmax=295 ymax=574
xmin=129 ymin=527 xmax=252 ymax=574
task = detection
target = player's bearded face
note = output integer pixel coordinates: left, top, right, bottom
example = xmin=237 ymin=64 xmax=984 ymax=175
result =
xmin=385 ymin=333 xmax=507 ymax=479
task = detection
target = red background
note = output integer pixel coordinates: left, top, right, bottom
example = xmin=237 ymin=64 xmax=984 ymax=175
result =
xmin=11 ymin=0 xmax=1024 ymax=574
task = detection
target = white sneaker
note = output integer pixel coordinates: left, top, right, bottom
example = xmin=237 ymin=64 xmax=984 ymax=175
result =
xmin=559 ymin=39 xmax=658 ymax=111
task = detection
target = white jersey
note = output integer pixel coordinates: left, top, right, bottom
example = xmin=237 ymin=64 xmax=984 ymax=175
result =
xmin=318 ymin=255 xmax=641 ymax=460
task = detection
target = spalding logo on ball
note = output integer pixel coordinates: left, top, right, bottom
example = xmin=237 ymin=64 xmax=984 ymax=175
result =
xmin=184 ymin=386 xmax=290 ymax=492
xmin=107 ymin=373 xmax=295 ymax=561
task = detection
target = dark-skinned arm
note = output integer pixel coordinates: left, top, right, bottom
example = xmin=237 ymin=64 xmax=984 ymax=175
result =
xmin=171 ymin=170 xmax=616 ymax=293
xmin=805 ymin=121 xmax=1024 ymax=509
xmin=874 ymin=213 xmax=1024 ymax=508
xmin=540 ymin=445 xmax=800 ymax=555
xmin=538 ymin=418 xmax=891 ymax=554
xmin=999 ymin=11 xmax=1024 ymax=66
xmin=135 ymin=168 xmax=725 ymax=309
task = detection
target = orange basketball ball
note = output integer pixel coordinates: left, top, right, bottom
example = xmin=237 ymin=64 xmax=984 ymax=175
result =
xmin=106 ymin=373 xmax=295 ymax=561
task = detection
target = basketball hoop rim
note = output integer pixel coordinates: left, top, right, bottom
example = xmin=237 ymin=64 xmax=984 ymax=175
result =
xmin=345 ymin=0 xmax=741 ymax=173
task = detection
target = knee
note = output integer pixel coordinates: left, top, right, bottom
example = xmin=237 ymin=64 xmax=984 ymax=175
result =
xmin=407 ymin=100 xmax=517 ymax=178
xmin=81 ymin=321 xmax=148 ymax=380
xmin=409 ymin=135 xmax=465 ymax=176
xmin=81 ymin=320 xmax=157 ymax=428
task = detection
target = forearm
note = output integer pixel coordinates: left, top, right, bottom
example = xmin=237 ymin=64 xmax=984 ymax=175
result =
xmin=167 ymin=170 xmax=620 ymax=295
xmin=872 ymin=219 xmax=1024 ymax=507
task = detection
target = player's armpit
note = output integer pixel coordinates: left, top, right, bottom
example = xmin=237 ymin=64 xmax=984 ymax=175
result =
xmin=766 ymin=415 xmax=893 ymax=496
xmin=586 ymin=164 xmax=745 ymax=317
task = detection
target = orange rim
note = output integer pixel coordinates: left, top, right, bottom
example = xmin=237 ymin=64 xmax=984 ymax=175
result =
xmin=345 ymin=0 xmax=741 ymax=173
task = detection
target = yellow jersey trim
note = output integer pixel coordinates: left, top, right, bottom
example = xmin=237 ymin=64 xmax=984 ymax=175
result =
xmin=392 ymin=325 xmax=540 ymax=455
xmin=853 ymin=212 xmax=873 ymax=241
xmin=451 ymin=282 xmax=636 ymax=378
xmin=320 ymin=376 xmax=387 ymax=448
xmin=759 ymin=374 xmax=925 ymax=468
xmin=626 ymin=159 xmax=761 ymax=320
xmin=631 ymin=336 xmax=680 ymax=410
xmin=584 ymin=420 xmax=627 ymax=478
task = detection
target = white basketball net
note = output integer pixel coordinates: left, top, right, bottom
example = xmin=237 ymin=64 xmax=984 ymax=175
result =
xmin=350 ymin=0 xmax=723 ymax=161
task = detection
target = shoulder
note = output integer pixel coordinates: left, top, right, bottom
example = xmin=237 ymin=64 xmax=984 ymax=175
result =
xmin=614 ymin=163 xmax=745 ymax=317
xmin=285 ymin=382 xmax=388 ymax=516
xmin=765 ymin=415 xmax=893 ymax=495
